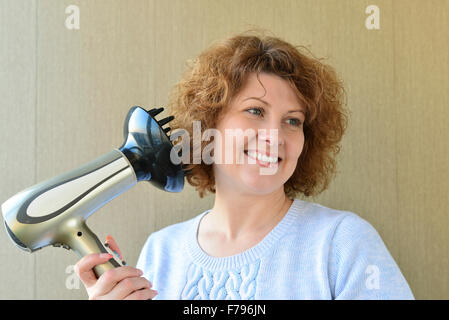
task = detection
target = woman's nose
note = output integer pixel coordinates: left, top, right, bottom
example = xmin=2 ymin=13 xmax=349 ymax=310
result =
xmin=258 ymin=128 xmax=285 ymax=147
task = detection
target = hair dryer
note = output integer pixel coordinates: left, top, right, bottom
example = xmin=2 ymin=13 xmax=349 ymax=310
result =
xmin=1 ymin=106 xmax=184 ymax=278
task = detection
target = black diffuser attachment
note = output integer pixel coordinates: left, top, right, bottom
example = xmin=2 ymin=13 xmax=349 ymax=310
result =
xmin=119 ymin=106 xmax=184 ymax=192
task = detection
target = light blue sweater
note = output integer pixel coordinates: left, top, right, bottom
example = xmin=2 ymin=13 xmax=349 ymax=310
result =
xmin=136 ymin=199 xmax=414 ymax=300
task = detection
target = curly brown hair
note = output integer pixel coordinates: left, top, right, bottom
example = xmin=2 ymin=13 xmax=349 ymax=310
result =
xmin=167 ymin=30 xmax=349 ymax=199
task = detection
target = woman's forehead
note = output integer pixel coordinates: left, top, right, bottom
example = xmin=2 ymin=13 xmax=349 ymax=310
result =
xmin=230 ymin=73 xmax=305 ymax=112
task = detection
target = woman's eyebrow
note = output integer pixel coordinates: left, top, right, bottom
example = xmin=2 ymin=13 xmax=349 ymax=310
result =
xmin=242 ymin=97 xmax=305 ymax=115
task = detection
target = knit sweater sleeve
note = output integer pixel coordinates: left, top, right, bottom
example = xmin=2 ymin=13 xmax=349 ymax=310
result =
xmin=328 ymin=213 xmax=415 ymax=300
xmin=135 ymin=232 xmax=157 ymax=285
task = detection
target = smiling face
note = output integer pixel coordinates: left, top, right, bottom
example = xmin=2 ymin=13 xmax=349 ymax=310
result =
xmin=212 ymin=72 xmax=306 ymax=196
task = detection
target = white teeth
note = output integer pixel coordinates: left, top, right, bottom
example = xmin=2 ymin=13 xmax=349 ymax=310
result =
xmin=247 ymin=151 xmax=278 ymax=163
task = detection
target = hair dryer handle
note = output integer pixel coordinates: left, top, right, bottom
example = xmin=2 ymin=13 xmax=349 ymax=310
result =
xmin=66 ymin=221 xmax=123 ymax=278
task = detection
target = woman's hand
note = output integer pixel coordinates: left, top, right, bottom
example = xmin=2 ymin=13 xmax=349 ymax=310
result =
xmin=74 ymin=235 xmax=158 ymax=300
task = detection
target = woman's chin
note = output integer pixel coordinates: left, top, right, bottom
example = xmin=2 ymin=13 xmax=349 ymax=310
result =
xmin=238 ymin=173 xmax=284 ymax=195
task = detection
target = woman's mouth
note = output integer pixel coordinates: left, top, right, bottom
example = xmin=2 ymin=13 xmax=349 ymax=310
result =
xmin=244 ymin=150 xmax=282 ymax=168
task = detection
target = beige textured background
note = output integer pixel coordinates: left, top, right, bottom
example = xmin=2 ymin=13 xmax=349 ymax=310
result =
xmin=0 ymin=0 xmax=448 ymax=299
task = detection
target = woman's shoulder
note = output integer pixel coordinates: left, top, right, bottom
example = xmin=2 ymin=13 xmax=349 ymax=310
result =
xmin=290 ymin=199 xmax=380 ymax=242
xmin=301 ymin=201 xmax=415 ymax=299
xmin=291 ymin=199 xmax=369 ymax=227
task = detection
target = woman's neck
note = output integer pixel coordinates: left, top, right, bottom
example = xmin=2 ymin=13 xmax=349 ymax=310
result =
xmin=206 ymin=186 xmax=293 ymax=242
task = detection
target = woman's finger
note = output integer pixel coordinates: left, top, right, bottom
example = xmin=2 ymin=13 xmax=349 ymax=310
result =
xmin=102 ymin=275 xmax=152 ymax=300
xmin=105 ymin=234 xmax=122 ymax=260
xmin=94 ymin=266 xmax=143 ymax=297
xmin=124 ymin=288 xmax=158 ymax=300
xmin=74 ymin=253 xmax=113 ymax=288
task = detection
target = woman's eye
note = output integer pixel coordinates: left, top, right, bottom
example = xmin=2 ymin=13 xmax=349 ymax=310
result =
xmin=246 ymin=107 xmax=302 ymax=127
xmin=246 ymin=107 xmax=263 ymax=116
xmin=287 ymin=118 xmax=302 ymax=127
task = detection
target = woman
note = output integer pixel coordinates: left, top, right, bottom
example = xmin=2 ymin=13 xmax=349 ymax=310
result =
xmin=74 ymin=31 xmax=414 ymax=300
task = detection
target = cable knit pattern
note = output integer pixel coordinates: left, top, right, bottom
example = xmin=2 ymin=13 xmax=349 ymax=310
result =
xmin=181 ymin=261 xmax=260 ymax=300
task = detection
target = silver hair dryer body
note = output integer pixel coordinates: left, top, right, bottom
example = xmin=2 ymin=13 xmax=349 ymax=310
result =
xmin=1 ymin=106 xmax=184 ymax=278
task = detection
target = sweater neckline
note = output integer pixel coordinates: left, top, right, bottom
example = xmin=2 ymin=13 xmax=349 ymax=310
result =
xmin=186 ymin=198 xmax=306 ymax=270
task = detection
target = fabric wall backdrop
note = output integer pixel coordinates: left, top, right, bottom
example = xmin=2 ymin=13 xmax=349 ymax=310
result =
xmin=0 ymin=0 xmax=447 ymax=299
